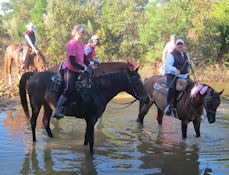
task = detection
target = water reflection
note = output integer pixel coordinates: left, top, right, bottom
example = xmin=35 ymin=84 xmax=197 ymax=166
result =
xmin=0 ymin=97 xmax=229 ymax=175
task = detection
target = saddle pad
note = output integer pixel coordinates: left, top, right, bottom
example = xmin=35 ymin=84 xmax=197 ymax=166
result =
xmin=153 ymin=83 xmax=168 ymax=96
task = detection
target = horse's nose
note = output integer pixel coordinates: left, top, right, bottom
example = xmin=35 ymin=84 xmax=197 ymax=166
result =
xmin=208 ymin=116 xmax=216 ymax=123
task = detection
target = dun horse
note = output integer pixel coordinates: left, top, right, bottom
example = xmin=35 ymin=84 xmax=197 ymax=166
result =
xmin=137 ymin=75 xmax=223 ymax=138
xmin=19 ymin=68 xmax=149 ymax=154
xmin=4 ymin=43 xmax=46 ymax=85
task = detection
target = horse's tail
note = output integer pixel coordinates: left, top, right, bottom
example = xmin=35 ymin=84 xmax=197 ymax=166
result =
xmin=19 ymin=72 xmax=34 ymax=118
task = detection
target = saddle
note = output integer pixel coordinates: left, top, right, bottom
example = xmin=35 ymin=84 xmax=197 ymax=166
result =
xmin=50 ymin=70 xmax=93 ymax=104
xmin=153 ymin=76 xmax=192 ymax=101
xmin=18 ymin=43 xmax=35 ymax=64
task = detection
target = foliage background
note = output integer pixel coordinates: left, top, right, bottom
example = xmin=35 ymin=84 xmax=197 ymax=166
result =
xmin=0 ymin=0 xmax=229 ymax=68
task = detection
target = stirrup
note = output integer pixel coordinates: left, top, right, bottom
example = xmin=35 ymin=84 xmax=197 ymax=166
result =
xmin=52 ymin=106 xmax=64 ymax=119
xmin=164 ymin=105 xmax=174 ymax=116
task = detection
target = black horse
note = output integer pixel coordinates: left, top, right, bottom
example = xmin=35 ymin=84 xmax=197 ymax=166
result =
xmin=19 ymin=68 xmax=149 ymax=154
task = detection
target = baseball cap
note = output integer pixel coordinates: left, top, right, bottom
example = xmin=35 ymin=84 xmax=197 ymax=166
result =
xmin=176 ymin=39 xmax=184 ymax=45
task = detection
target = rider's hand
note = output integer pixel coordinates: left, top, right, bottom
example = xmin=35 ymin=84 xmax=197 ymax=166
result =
xmin=93 ymin=58 xmax=100 ymax=64
xmin=175 ymin=69 xmax=180 ymax=75
xmin=34 ymin=49 xmax=39 ymax=54
xmin=186 ymin=59 xmax=192 ymax=65
xmin=84 ymin=65 xmax=94 ymax=74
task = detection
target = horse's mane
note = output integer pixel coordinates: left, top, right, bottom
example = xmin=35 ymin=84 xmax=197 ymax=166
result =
xmin=92 ymin=71 xmax=126 ymax=89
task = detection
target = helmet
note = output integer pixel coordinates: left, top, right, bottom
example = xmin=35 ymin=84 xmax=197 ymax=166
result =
xmin=26 ymin=23 xmax=36 ymax=31
xmin=91 ymin=35 xmax=99 ymax=41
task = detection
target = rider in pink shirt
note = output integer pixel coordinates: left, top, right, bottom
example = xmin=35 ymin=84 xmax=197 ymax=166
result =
xmin=52 ymin=24 xmax=93 ymax=119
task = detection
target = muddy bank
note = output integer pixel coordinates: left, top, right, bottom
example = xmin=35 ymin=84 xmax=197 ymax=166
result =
xmin=0 ymin=78 xmax=20 ymax=111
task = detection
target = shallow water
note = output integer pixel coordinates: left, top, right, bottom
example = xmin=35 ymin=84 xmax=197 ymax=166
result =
xmin=0 ymin=95 xmax=229 ymax=175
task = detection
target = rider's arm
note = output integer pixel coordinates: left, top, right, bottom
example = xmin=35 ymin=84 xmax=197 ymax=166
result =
xmin=165 ymin=53 xmax=176 ymax=74
xmin=186 ymin=55 xmax=194 ymax=68
xmin=92 ymin=57 xmax=100 ymax=64
xmin=25 ymin=34 xmax=36 ymax=51
xmin=69 ymin=56 xmax=85 ymax=70
xmin=83 ymin=54 xmax=90 ymax=66
xmin=84 ymin=46 xmax=91 ymax=56
xmin=34 ymin=33 xmax=37 ymax=46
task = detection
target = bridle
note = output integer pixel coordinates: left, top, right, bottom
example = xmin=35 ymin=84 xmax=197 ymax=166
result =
xmin=127 ymin=72 xmax=149 ymax=102
xmin=109 ymin=72 xmax=147 ymax=110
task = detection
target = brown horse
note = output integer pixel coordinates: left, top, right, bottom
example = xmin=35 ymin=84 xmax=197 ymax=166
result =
xmin=48 ymin=60 xmax=136 ymax=76
xmin=4 ymin=43 xmax=46 ymax=85
xmin=137 ymin=75 xmax=223 ymax=138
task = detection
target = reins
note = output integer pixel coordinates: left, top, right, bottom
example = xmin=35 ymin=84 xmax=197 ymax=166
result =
xmin=110 ymin=99 xmax=137 ymax=110
xmin=107 ymin=71 xmax=147 ymax=110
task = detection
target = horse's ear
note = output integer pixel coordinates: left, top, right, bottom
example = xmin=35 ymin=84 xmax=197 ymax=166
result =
xmin=135 ymin=67 xmax=139 ymax=72
xmin=127 ymin=60 xmax=137 ymax=71
xmin=218 ymin=89 xmax=224 ymax=95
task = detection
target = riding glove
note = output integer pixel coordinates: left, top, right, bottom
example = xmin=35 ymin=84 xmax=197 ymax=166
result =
xmin=84 ymin=65 xmax=94 ymax=74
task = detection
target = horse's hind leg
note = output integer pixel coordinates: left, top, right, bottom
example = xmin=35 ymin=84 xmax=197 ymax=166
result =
xmin=42 ymin=103 xmax=54 ymax=138
xmin=181 ymin=120 xmax=188 ymax=138
xmin=137 ymin=101 xmax=153 ymax=124
xmin=193 ymin=119 xmax=201 ymax=137
xmin=8 ymin=59 xmax=13 ymax=85
xmin=30 ymin=98 xmax=42 ymax=142
xmin=157 ymin=108 xmax=164 ymax=125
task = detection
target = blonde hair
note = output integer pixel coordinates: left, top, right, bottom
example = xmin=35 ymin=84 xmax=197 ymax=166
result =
xmin=71 ymin=24 xmax=85 ymax=37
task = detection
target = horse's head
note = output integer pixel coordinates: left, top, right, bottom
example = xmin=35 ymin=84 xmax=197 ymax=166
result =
xmin=126 ymin=67 xmax=149 ymax=104
xmin=203 ymin=88 xmax=223 ymax=123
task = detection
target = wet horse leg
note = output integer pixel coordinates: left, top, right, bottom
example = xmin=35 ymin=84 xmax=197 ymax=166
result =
xmin=181 ymin=120 xmax=188 ymax=138
xmin=84 ymin=123 xmax=89 ymax=146
xmin=30 ymin=97 xmax=42 ymax=142
xmin=193 ymin=119 xmax=201 ymax=137
xmin=85 ymin=117 xmax=98 ymax=154
xmin=42 ymin=103 xmax=54 ymax=138
xmin=18 ymin=65 xmax=22 ymax=80
xmin=157 ymin=108 xmax=164 ymax=125
xmin=137 ymin=101 xmax=153 ymax=124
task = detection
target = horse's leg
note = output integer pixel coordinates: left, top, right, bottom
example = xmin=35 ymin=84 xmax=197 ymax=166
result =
xmin=157 ymin=108 xmax=164 ymax=125
xmin=42 ymin=103 xmax=54 ymax=138
xmin=30 ymin=98 xmax=42 ymax=142
xmin=85 ymin=117 xmax=98 ymax=154
xmin=137 ymin=101 xmax=153 ymax=124
xmin=84 ymin=123 xmax=89 ymax=146
xmin=8 ymin=59 xmax=13 ymax=85
xmin=18 ymin=67 xmax=22 ymax=80
xmin=193 ymin=119 xmax=201 ymax=137
xmin=181 ymin=120 xmax=188 ymax=138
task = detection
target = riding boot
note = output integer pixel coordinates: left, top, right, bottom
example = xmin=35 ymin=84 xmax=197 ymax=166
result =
xmin=164 ymin=104 xmax=175 ymax=116
xmin=52 ymin=95 xmax=68 ymax=119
